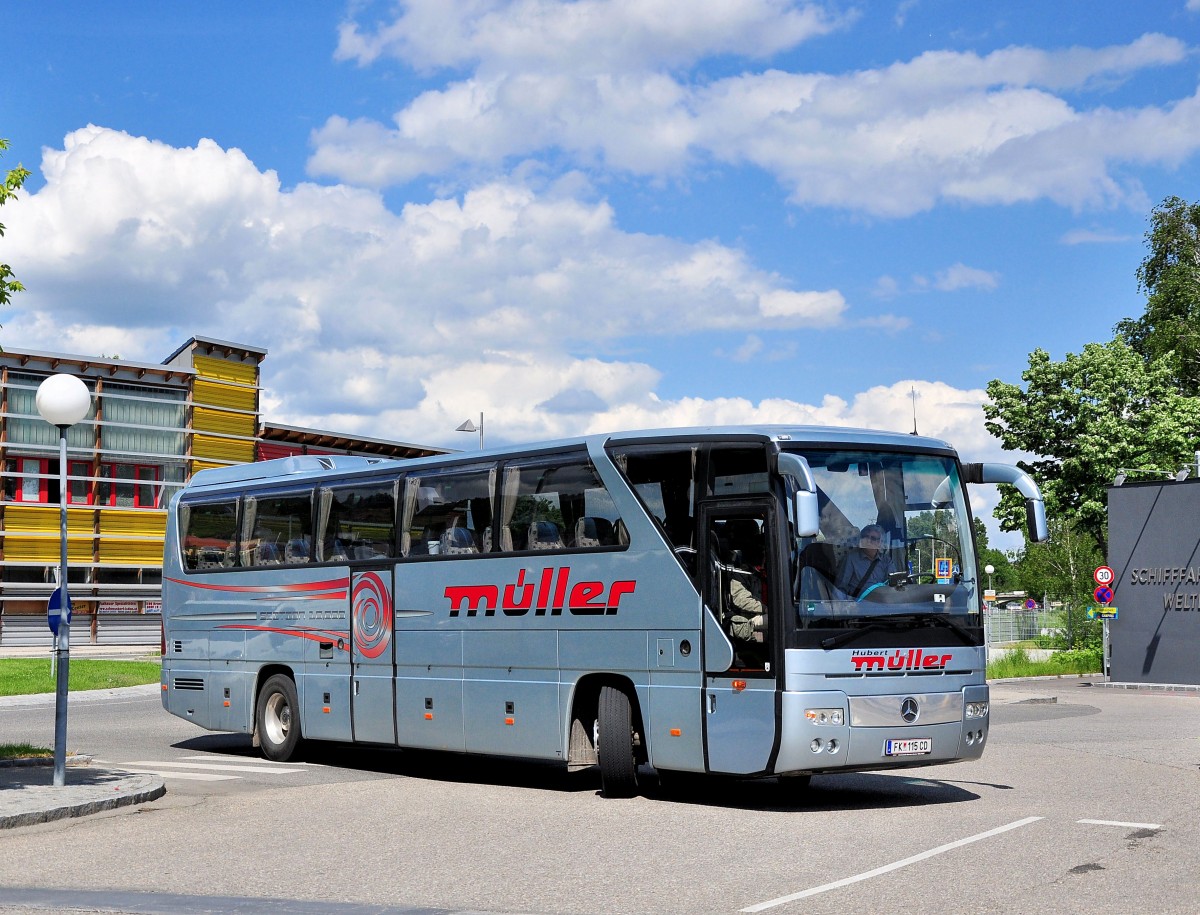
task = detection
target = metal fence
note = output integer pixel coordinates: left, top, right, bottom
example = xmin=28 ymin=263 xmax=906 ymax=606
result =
xmin=985 ymin=607 xmax=1061 ymax=646
xmin=0 ymin=613 xmax=160 ymax=647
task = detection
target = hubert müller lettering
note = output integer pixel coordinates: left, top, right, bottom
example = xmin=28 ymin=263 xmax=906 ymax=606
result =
xmin=444 ymin=567 xmax=636 ymax=617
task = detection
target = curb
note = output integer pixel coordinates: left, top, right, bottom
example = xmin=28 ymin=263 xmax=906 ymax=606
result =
xmin=0 ymin=770 xmax=166 ymax=830
xmin=0 ymin=754 xmax=92 ymax=769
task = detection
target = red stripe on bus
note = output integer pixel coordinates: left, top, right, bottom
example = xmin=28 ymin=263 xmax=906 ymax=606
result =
xmin=216 ymin=625 xmax=351 ymax=649
xmin=165 ymin=576 xmax=349 ymax=594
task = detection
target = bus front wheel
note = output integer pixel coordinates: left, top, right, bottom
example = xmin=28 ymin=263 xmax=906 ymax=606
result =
xmin=596 ymin=685 xmax=640 ymax=798
xmin=256 ymin=674 xmax=301 ymax=762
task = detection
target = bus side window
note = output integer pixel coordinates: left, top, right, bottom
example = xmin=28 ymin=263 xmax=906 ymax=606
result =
xmin=400 ymin=466 xmax=495 ymax=557
xmin=318 ymin=480 xmax=398 ymax=562
xmin=181 ymin=499 xmax=239 ymax=571
xmin=498 ymin=454 xmax=622 ymax=553
xmin=608 ymin=445 xmax=696 ymax=563
xmin=241 ymin=491 xmax=314 ymax=567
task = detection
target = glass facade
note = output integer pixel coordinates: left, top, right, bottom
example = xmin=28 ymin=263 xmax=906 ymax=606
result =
xmin=0 ymin=344 xmax=259 ymax=629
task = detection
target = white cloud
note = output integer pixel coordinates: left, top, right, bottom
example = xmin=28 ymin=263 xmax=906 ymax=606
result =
xmin=934 ymin=263 xmax=1000 ymax=292
xmin=872 ymin=275 xmax=901 ymax=299
xmin=855 ymin=313 xmax=912 ymax=333
xmin=335 ymin=0 xmax=848 ymax=72
xmin=4 ymin=126 xmax=1031 ymax=542
xmin=5 ymin=126 xmax=852 ymax=425
xmin=314 ymin=11 xmax=1196 ymax=217
xmin=1060 ymin=227 xmax=1134 ymax=245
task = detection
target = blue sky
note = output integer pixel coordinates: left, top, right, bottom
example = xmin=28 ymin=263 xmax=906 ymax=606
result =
xmin=4 ymin=1 xmax=1200 ymax=540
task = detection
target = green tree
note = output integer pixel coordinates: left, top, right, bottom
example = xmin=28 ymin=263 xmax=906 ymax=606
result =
xmin=984 ymin=339 xmax=1200 ymax=551
xmin=0 ymin=138 xmax=31 ymax=310
xmin=1011 ymin=518 xmax=1104 ymax=649
xmin=972 ymin=518 xmax=1017 ymax=590
xmin=1116 ymin=196 xmax=1200 ymax=394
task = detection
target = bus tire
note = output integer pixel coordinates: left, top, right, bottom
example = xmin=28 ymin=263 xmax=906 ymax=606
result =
xmin=596 ymin=685 xmax=640 ymax=798
xmin=256 ymin=674 xmax=301 ymax=762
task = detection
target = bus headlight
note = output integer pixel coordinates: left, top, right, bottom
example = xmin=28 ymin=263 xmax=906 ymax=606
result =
xmin=965 ymin=701 xmax=989 ymax=719
xmin=805 ymin=708 xmax=844 ymax=726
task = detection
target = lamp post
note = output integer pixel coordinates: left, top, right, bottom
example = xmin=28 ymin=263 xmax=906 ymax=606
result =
xmin=36 ymin=373 xmax=92 ymax=787
xmin=455 ymin=412 xmax=484 ymax=449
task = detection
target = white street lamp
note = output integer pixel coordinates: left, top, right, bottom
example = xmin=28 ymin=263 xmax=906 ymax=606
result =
xmin=36 ymin=373 xmax=92 ymax=787
xmin=982 ymin=563 xmax=996 ymax=661
xmin=456 ymin=412 xmax=484 ymax=449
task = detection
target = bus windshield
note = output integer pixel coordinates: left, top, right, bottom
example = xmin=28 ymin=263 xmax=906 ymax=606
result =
xmin=787 ymin=449 xmax=979 ymax=624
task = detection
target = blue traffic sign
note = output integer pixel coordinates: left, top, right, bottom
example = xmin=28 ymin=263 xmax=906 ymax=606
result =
xmin=1094 ymin=585 xmax=1114 ymax=605
xmin=47 ymin=587 xmax=72 ymax=635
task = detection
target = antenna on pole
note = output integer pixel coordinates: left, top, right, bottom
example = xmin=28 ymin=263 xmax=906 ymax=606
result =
xmin=910 ymin=386 xmax=919 ymax=436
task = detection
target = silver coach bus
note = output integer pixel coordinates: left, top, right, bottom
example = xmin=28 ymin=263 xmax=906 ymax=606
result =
xmin=161 ymin=426 xmax=1047 ymax=797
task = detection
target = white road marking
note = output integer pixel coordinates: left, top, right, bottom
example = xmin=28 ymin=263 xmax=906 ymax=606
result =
xmin=179 ymin=755 xmax=307 ymax=767
xmin=1078 ymin=819 xmax=1162 ymax=830
xmin=741 ymin=817 xmax=1045 ymax=912
xmin=115 ymin=767 xmax=238 ymax=782
xmin=124 ymin=760 xmax=301 ymax=774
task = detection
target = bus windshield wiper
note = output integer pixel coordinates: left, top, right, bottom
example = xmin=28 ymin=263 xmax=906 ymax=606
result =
xmin=916 ymin=613 xmax=977 ymax=646
xmin=819 ymin=613 xmax=976 ymax=650
xmin=820 ymin=620 xmax=909 ymax=650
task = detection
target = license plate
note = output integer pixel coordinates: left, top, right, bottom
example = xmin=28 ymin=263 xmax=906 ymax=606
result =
xmin=884 ymin=737 xmax=932 ymax=757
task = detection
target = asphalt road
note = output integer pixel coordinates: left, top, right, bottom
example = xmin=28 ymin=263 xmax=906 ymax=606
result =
xmin=1 ymin=678 xmax=1198 ymax=914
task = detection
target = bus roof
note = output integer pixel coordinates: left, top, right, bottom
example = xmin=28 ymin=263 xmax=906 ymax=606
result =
xmin=182 ymin=425 xmax=957 ymax=492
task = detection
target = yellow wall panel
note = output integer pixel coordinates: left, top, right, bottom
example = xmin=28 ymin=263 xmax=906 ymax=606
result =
xmin=192 ymin=379 xmax=257 ymax=412
xmin=192 ymin=355 xmax=258 ymax=387
xmin=98 ymin=539 xmax=164 ymax=565
xmin=192 ymin=434 xmax=255 ymax=463
xmin=99 ymin=510 xmax=167 ymax=538
xmin=4 ymin=536 xmax=92 ymax=563
xmin=192 ymin=406 xmax=256 ymax=437
xmin=4 ymin=506 xmax=93 ymax=534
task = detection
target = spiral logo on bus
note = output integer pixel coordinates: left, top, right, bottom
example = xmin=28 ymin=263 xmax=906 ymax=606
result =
xmin=352 ymin=572 xmax=392 ymax=659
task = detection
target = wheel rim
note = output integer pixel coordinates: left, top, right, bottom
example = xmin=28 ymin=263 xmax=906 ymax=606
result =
xmin=264 ymin=692 xmax=291 ymax=747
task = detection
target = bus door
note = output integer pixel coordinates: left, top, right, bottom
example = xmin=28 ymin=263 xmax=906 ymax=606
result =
xmin=350 ymin=567 xmax=397 ymax=744
xmin=701 ymin=502 xmax=779 ymax=774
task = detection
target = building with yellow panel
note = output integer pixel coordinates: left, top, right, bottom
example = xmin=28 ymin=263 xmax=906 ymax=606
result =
xmin=0 ymin=337 xmax=445 ymax=646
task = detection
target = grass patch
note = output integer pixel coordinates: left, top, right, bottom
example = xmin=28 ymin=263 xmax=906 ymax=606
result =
xmin=0 ymin=742 xmax=52 ymax=759
xmin=0 ymin=658 xmax=161 ymax=697
xmin=988 ymin=647 xmax=1103 ymax=679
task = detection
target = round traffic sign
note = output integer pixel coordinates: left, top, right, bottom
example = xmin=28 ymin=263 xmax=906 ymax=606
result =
xmin=1094 ymin=566 xmax=1115 ymax=586
xmin=1094 ymin=585 xmax=1114 ymax=604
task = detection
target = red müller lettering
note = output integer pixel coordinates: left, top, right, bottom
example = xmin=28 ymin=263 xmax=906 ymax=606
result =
xmin=445 ymin=567 xmax=636 ymax=618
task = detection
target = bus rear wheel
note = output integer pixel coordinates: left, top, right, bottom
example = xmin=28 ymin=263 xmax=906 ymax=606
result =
xmin=256 ymin=674 xmax=301 ymax=762
xmin=596 ymin=685 xmax=640 ymax=798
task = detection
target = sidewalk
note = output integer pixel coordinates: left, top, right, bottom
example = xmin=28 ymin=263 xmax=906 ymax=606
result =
xmin=0 ymin=681 xmax=166 ymax=830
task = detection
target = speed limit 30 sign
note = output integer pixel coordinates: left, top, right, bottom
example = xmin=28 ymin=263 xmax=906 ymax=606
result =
xmin=1094 ymin=565 xmax=1115 ymax=586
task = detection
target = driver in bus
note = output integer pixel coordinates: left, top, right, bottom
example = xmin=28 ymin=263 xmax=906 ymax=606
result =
xmin=835 ymin=524 xmax=893 ymax=598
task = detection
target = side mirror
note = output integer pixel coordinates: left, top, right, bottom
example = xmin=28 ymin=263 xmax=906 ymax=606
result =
xmin=775 ymin=452 xmax=821 ymax=538
xmin=962 ymin=463 xmax=1049 ymax=543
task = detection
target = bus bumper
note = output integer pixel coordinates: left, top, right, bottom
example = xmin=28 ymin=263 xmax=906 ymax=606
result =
xmin=774 ymin=683 xmax=989 ymax=775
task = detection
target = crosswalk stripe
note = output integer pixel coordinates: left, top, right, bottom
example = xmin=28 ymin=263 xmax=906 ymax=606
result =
xmin=179 ymin=755 xmax=308 ymax=767
xmin=124 ymin=760 xmax=301 ymax=775
xmin=116 ymin=767 xmax=239 ymax=782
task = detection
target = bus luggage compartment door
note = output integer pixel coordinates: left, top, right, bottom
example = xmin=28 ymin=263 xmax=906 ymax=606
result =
xmin=350 ymin=568 xmax=397 ymax=745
